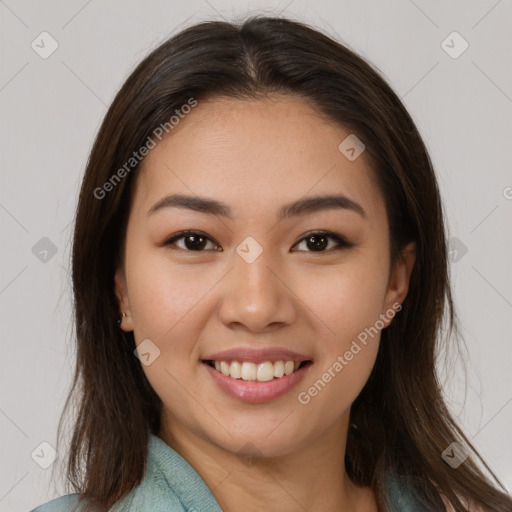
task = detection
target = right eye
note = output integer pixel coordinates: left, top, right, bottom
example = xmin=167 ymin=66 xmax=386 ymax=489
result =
xmin=163 ymin=230 xmax=221 ymax=252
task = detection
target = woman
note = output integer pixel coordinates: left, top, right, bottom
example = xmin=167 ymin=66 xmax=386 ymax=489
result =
xmin=31 ymin=15 xmax=512 ymax=512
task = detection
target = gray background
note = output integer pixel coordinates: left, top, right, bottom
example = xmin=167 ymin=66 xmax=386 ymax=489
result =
xmin=1 ymin=1 xmax=511 ymax=510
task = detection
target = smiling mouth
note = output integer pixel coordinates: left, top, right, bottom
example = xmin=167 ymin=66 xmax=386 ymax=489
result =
xmin=202 ymin=359 xmax=313 ymax=382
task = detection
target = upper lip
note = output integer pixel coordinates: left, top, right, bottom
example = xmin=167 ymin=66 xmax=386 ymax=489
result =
xmin=202 ymin=347 xmax=312 ymax=365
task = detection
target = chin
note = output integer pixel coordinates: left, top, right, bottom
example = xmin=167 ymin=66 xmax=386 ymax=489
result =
xmin=206 ymin=420 xmax=309 ymax=460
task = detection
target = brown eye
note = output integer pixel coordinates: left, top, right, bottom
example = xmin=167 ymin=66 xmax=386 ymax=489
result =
xmin=293 ymin=231 xmax=353 ymax=253
xmin=163 ymin=230 xmax=353 ymax=253
xmin=163 ymin=231 xmax=220 ymax=252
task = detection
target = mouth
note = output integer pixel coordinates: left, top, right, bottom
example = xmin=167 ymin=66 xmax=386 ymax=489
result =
xmin=201 ymin=358 xmax=313 ymax=403
xmin=202 ymin=359 xmax=313 ymax=382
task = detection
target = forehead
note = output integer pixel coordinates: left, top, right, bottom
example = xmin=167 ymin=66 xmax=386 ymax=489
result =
xmin=132 ymin=95 xmax=386 ymax=224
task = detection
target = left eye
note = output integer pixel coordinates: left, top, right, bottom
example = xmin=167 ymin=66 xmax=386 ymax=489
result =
xmin=163 ymin=230 xmax=352 ymax=253
xmin=292 ymin=231 xmax=353 ymax=252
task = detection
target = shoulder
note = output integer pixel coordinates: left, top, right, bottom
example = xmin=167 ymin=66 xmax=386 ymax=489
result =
xmin=29 ymin=488 xmax=186 ymax=512
xmin=29 ymin=486 xmax=187 ymax=512
xmin=30 ymin=493 xmax=82 ymax=512
xmin=107 ymin=458 xmax=193 ymax=511
xmin=30 ymin=435 xmax=222 ymax=512
xmin=106 ymin=434 xmax=222 ymax=512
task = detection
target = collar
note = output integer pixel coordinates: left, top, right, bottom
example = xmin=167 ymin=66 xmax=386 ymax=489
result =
xmin=147 ymin=433 xmax=224 ymax=512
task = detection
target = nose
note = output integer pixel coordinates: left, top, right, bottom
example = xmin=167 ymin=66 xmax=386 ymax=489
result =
xmin=217 ymin=247 xmax=297 ymax=334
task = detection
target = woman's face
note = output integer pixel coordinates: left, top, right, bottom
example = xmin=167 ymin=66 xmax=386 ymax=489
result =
xmin=115 ymin=95 xmax=414 ymax=458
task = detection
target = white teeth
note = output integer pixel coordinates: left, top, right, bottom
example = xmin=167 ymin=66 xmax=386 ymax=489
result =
xmin=220 ymin=361 xmax=230 ymax=377
xmin=241 ymin=362 xmax=257 ymax=381
xmin=284 ymin=361 xmax=295 ymax=375
xmin=209 ymin=359 xmax=306 ymax=381
xmin=273 ymin=360 xmax=285 ymax=378
xmin=229 ymin=361 xmax=241 ymax=379
xmin=257 ymin=362 xmax=274 ymax=382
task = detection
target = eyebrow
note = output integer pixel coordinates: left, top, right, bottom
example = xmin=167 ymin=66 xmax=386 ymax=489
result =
xmin=147 ymin=193 xmax=366 ymax=220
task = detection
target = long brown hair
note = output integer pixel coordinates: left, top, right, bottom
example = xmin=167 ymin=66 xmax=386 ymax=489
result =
xmin=56 ymin=15 xmax=512 ymax=511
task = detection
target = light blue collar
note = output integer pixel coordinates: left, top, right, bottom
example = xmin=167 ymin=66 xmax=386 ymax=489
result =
xmin=144 ymin=433 xmax=224 ymax=512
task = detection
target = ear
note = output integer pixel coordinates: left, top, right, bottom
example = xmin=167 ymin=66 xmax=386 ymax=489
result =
xmin=382 ymin=242 xmax=416 ymax=325
xmin=114 ymin=267 xmax=134 ymax=332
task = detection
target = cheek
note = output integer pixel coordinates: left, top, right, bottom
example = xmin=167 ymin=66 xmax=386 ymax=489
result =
xmin=295 ymin=254 xmax=390 ymax=346
xmin=124 ymin=252 xmax=211 ymax=403
xmin=124 ymin=246 xmax=220 ymax=381
xmin=126 ymin=247 xmax=206 ymax=335
xmin=296 ymin=267 xmax=385 ymax=418
xmin=292 ymin=250 xmax=388 ymax=412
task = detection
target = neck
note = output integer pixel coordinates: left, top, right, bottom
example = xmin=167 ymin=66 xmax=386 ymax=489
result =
xmin=158 ymin=417 xmax=377 ymax=512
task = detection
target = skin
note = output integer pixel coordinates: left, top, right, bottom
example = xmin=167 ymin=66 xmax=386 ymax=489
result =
xmin=115 ymin=95 xmax=416 ymax=512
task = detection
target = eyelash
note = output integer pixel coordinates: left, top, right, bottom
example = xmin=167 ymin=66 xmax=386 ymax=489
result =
xmin=162 ymin=230 xmax=354 ymax=253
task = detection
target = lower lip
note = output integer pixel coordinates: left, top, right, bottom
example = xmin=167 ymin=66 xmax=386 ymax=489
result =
xmin=203 ymin=362 xmax=312 ymax=403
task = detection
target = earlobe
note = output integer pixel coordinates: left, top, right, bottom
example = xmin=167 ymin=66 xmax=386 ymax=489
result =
xmin=114 ymin=267 xmax=134 ymax=332
xmin=383 ymin=242 xmax=416 ymax=321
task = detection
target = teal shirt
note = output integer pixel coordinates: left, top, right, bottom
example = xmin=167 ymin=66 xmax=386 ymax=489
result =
xmin=31 ymin=434 xmax=223 ymax=512
xmin=30 ymin=434 xmax=432 ymax=511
